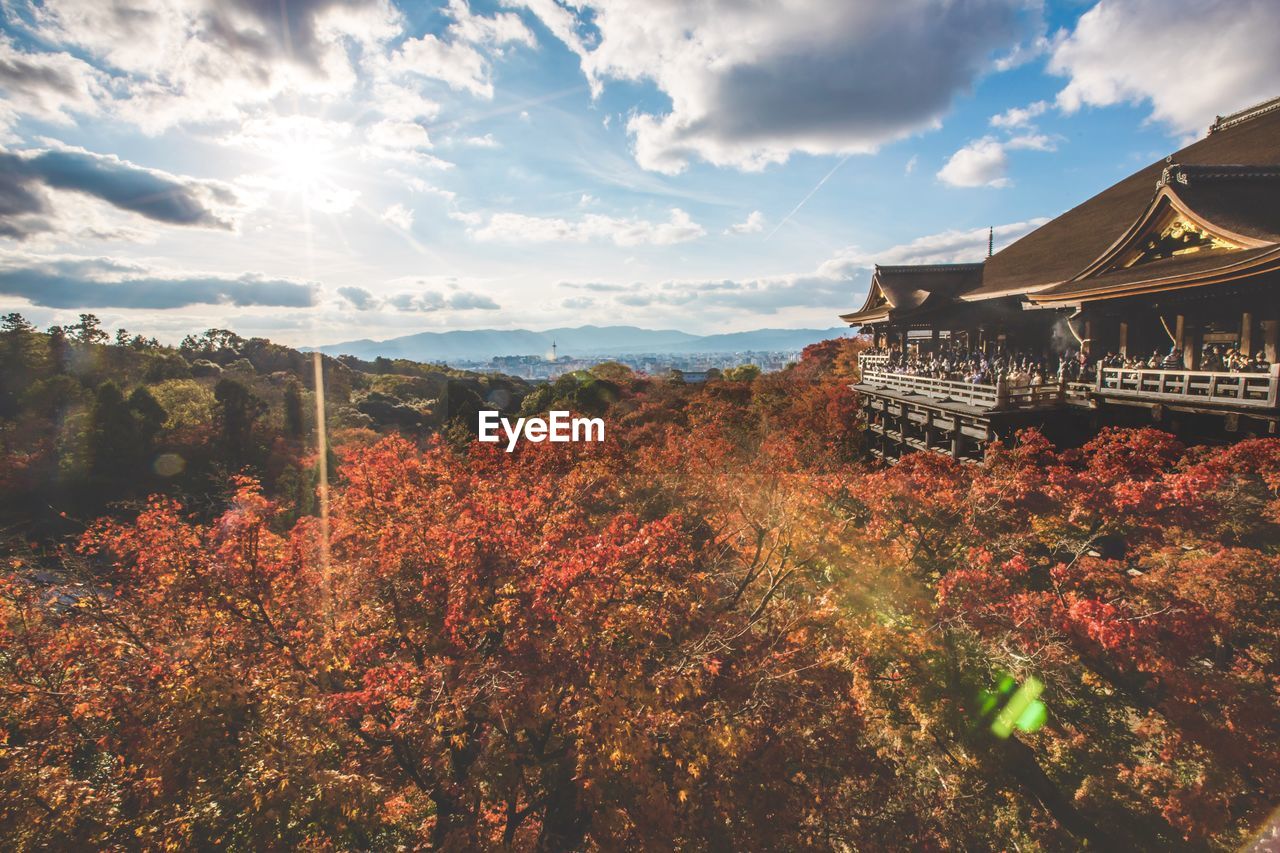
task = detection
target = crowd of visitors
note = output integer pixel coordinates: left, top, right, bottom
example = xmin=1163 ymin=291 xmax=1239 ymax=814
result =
xmin=1097 ymin=344 xmax=1271 ymax=373
xmin=862 ymin=345 xmax=1084 ymax=386
xmin=863 ymin=342 xmax=1272 ymax=387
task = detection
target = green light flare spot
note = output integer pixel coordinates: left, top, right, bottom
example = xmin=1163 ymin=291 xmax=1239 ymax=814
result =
xmin=991 ymin=676 xmax=1044 ymax=739
xmin=1015 ymin=699 xmax=1048 ymax=734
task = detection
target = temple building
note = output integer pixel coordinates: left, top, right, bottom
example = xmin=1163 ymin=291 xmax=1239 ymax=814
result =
xmin=841 ymin=96 xmax=1280 ymax=461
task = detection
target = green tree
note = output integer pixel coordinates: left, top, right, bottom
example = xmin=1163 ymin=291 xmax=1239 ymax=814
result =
xmin=283 ymin=380 xmax=306 ymax=439
xmin=68 ymin=314 xmax=109 ymax=345
xmin=723 ymin=364 xmax=761 ymax=382
xmin=128 ymin=386 xmax=167 ymax=449
xmin=88 ymin=382 xmax=143 ymax=485
xmin=214 ymin=378 xmax=266 ymax=467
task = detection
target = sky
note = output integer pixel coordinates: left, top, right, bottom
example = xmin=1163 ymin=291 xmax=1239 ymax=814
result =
xmin=0 ymin=0 xmax=1278 ymax=347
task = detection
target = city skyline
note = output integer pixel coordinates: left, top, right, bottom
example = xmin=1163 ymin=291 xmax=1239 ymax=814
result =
xmin=1 ymin=0 xmax=1278 ymax=346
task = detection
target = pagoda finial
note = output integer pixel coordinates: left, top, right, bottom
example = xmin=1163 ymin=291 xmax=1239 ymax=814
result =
xmin=987 ymin=226 xmax=994 ymax=258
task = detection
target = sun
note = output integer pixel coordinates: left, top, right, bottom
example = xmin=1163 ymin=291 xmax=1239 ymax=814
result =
xmin=270 ymin=134 xmax=335 ymax=194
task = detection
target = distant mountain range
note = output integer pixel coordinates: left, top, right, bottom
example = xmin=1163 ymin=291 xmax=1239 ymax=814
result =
xmin=314 ymin=325 xmax=850 ymax=363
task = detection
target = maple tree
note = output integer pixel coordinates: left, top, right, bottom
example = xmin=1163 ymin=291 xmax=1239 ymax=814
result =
xmin=2 ymin=334 xmax=1279 ymax=850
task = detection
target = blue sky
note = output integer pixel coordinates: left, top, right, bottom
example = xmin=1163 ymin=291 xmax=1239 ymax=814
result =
xmin=0 ymin=0 xmax=1277 ymax=346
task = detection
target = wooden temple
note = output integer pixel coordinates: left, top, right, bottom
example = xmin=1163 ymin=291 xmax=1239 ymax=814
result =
xmin=842 ymin=96 xmax=1280 ymax=461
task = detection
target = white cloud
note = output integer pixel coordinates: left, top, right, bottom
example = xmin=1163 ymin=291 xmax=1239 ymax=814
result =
xmin=1007 ymin=133 xmax=1055 ymax=151
xmin=0 ymin=36 xmax=107 ymax=126
xmin=937 ymin=137 xmax=1011 ymax=188
xmin=335 ymin=277 xmax=500 ymax=313
xmin=937 ymin=131 xmax=1056 ymax=188
xmin=462 ymin=133 xmax=500 ymax=148
xmin=727 ymin=210 xmax=766 ymax=235
xmin=0 ymin=143 xmax=242 ymax=239
xmin=470 ymin=207 xmax=706 ymax=246
xmin=863 ymin=219 xmax=1049 ymax=266
xmin=393 ymin=0 xmax=535 ymax=99
xmin=904 ymin=155 xmax=918 ymax=175
xmin=381 ymin=203 xmax=414 ymax=230
xmin=516 ymin=0 xmax=1035 ymax=173
xmin=558 ymin=218 xmax=1048 ymax=316
xmin=990 ymin=100 xmax=1047 ymax=129
xmin=1049 ymin=0 xmax=1280 ymax=137
xmin=21 ymin=0 xmax=404 ymax=132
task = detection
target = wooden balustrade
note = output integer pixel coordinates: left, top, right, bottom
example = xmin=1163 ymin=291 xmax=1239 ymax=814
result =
xmin=859 ymin=369 xmax=1063 ymax=410
xmin=861 ymin=363 xmax=1280 ymax=413
xmin=1097 ymin=366 xmax=1279 ymax=409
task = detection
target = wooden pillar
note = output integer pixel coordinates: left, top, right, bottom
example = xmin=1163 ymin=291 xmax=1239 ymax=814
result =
xmin=1083 ymin=319 xmax=1093 ymax=357
xmin=1174 ymin=314 xmax=1185 ymax=359
xmin=1183 ymin=318 xmax=1199 ymax=369
xmin=950 ymin=431 xmax=962 ymax=460
xmin=1118 ymin=321 xmax=1128 ymax=357
xmin=1241 ymin=312 xmax=1253 ymax=357
xmin=1264 ymin=319 xmax=1279 ymax=363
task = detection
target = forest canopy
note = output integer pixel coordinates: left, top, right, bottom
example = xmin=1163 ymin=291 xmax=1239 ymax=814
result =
xmin=1 ymin=318 xmax=1278 ymax=850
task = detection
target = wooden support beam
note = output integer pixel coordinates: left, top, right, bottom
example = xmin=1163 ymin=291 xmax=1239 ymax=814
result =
xmin=1241 ymin=312 xmax=1253 ymax=357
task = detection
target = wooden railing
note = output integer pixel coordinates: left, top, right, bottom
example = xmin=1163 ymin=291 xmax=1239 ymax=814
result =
xmin=856 ymin=356 xmax=1280 ymax=413
xmin=1097 ymin=366 xmax=1279 ymax=409
xmin=859 ymin=369 xmax=1063 ymax=410
xmin=1064 ymin=381 xmax=1094 ymax=405
xmin=861 ymin=370 xmax=998 ymax=406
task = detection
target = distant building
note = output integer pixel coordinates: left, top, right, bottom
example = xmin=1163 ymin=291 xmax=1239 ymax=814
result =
xmin=842 ymin=96 xmax=1280 ymax=460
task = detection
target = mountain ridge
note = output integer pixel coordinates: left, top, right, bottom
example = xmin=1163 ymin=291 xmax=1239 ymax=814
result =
xmin=313 ymin=325 xmax=849 ymax=363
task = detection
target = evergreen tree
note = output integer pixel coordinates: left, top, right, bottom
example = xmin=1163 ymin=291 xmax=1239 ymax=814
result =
xmin=214 ymin=378 xmax=266 ymax=467
xmin=68 ymin=314 xmax=109 ymax=345
xmin=283 ymin=380 xmax=306 ymax=439
xmin=88 ymin=382 xmax=143 ymax=485
xmin=128 ymin=386 xmax=167 ymax=448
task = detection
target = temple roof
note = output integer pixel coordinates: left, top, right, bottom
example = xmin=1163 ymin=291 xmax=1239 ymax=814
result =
xmin=840 ymin=95 xmax=1280 ymax=328
xmin=964 ymin=95 xmax=1280 ymax=301
xmin=840 ymin=263 xmax=982 ymax=325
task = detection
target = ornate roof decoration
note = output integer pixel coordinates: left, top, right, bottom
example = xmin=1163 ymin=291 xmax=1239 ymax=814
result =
xmin=1208 ymin=94 xmax=1280 ymax=134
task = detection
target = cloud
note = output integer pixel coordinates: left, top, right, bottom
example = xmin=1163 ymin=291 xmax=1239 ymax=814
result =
xmin=990 ymin=100 xmax=1047 ymax=129
xmin=337 ymin=285 xmax=377 ymax=310
xmin=0 ymin=36 xmax=106 ymax=127
xmin=557 ymin=218 xmax=1048 ymax=316
xmin=21 ymin=0 xmax=405 ymax=131
xmin=904 ymin=155 xmax=918 ymax=175
xmin=864 ymin=219 xmax=1049 ymax=266
xmin=461 ymin=133 xmax=500 ymax=148
xmin=937 ymin=132 xmax=1056 ymax=188
xmin=334 ymin=277 xmax=500 ymax=313
xmin=936 ymin=138 xmax=1010 ymax=188
xmin=1049 ymin=0 xmax=1280 ymax=137
xmin=446 ymin=291 xmax=500 ymax=310
xmin=727 ymin=210 xmax=765 ymax=235
xmin=380 ymin=202 xmax=414 ymax=230
xmin=393 ymin=0 xmax=535 ymax=99
xmin=384 ymin=289 xmax=500 ymax=312
xmin=469 ymin=207 xmax=705 ymax=246
xmin=517 ymin=0 xmax=1035 ymax=173
xmin=0 ymin=254 xmax=316 ymax=309
xmin=0 ymin=145 xmax=238 ymax=238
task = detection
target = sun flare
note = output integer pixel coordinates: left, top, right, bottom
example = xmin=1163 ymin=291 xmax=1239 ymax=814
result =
xmin=269 ymin=134 xmax=335 ymax=193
